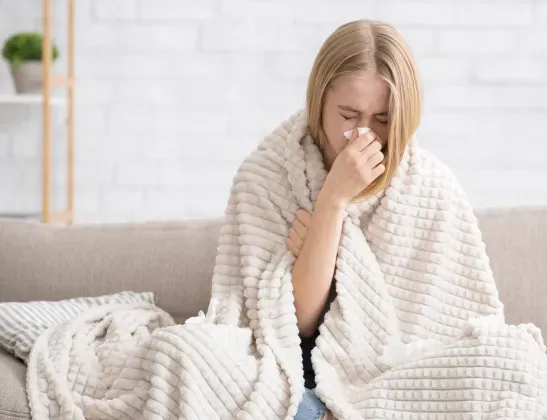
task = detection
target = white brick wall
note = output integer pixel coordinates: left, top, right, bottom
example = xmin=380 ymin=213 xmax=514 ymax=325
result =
xmin=0 ymin=0 xmax=546 ymax=223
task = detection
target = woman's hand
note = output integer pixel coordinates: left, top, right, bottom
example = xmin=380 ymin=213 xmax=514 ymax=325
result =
xmin=287 ymin=209 xmax=313 ymax=258
xmin=320 ymin=128 xmax=385 ymax=208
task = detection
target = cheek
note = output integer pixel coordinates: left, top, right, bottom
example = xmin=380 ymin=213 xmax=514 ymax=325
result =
xmin=323 ymin=116 xmax=350 ymax=154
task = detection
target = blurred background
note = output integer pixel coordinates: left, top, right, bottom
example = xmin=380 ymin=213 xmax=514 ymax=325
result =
xmin=0 ymin=0 xmax=546 ymax=223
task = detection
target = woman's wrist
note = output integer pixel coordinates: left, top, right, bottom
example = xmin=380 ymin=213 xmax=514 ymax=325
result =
xmin=316 ymin=188 xmax=347 ymax=215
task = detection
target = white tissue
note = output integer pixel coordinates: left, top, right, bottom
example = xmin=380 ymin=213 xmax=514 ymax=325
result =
xmin=343 ymin=127 xmax=371 ymax=140
xmin=184 ymin=298 xmax=219 ymax=324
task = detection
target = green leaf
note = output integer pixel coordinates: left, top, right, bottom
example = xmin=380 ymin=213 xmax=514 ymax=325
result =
xmin=2 ymin=32 xmax=60 ymax=65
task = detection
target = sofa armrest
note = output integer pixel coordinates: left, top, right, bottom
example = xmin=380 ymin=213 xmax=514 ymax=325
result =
xmin=0 ymin=217 xmax=223 ymax=322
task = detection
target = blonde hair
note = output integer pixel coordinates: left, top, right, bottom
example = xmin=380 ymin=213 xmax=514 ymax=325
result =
xmin=306 ymin=20 xmax=422 ymax=201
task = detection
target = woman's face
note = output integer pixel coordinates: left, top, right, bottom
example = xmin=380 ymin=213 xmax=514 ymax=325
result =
xmin=321 ymin=72 xmax=390 ymax=169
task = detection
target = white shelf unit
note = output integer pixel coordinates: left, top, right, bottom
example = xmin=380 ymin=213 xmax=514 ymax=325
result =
xmin=0 ymin=94 xmax=67 ymax=106
xmin=0 ymin=0 xmax=75 ymax=225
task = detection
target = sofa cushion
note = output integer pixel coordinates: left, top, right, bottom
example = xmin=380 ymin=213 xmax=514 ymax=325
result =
xmin=0 ymin=348 xmax=29 ymax=420
xmin=0 ymin=218 xmax=223 ymax=322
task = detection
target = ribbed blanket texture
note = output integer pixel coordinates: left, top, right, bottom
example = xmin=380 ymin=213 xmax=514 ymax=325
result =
xmin=26 ymin=110 xmax=547 ymax=419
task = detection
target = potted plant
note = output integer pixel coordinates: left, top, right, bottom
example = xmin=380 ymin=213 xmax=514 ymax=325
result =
xmin=2 ymin=32 xmax=60 ymax=94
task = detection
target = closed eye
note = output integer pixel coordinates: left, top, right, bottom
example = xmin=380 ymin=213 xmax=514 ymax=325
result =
xmin=375 ymin=112 xmax=389 ymax=125
xmin=341 ymin=114 xmax=357 ymax=121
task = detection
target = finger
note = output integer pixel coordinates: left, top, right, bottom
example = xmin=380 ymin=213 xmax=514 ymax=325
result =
xmin=367 ymin=150 xmax=384 ymax=167
xmin=292 ymin=218 xmax=307 ymax=241
xmin=348 ymin=130 xmax=377 ymax=151
xmin=343 ymin=128 xmax=356 ymax=141
xmin=345 ymin=127 xmax=359 ymax=145
xmin=286 ymin=238 xmax=299 ymax=257
xmin=370 ymin=163 xmax=386 ymax=180
xmin=295 ymin=209 xmax=312 ymax=227
xmin=362 ymin=141 xmax=383 ymax=160
xmin=288 ymin=227 xmax=303 ymax=250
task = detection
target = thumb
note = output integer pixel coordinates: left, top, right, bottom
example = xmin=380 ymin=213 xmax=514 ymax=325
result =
xmin=344 ymin=127 xmax=359 ymax=143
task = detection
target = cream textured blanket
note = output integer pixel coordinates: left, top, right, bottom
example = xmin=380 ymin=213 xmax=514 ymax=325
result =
xmin=27 ymin=110 xmax=547 ymax=419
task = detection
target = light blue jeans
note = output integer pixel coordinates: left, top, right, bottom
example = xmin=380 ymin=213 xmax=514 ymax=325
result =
xmin=294 ymin=388 xmax=327 ymax=420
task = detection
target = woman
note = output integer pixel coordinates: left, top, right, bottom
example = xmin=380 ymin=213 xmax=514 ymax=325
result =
xmin=288 ymin=19 xmax=420 ymax=420
xmin=201 ymin=17 xmax=541 ymax=420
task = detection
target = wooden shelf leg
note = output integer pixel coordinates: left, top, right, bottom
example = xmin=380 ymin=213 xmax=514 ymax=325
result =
xmin=41 ymin=0 xmax=75 ymax=225
xmin=67 ymin=0 xmax=75 ymax=224
xmin=42 ymin=0 xmax=52 ymax=224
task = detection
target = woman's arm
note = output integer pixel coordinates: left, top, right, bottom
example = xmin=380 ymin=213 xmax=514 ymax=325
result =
xmin=290 ymin=129 xmax=385 ymax=337
xmin=291 ymin=191 xmax=346 ymax=337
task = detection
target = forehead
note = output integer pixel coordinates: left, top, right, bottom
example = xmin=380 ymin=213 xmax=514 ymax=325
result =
xmin=328 ymin=72 xmax=389 ymax=112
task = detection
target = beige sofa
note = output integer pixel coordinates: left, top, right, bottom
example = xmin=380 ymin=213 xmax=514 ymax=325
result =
xmin=1 ymin=207 xmax=546 ymax=419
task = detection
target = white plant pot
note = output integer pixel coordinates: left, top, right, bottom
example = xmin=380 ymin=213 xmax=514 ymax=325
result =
xmin=10 ymin=61 xmax=44 ymax=94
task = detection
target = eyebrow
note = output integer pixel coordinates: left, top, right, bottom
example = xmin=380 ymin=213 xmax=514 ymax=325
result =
xmin=338 ymin=105 xmax=388 ymax=116
xmin=338 ymin=105 xmax=360 ymax=113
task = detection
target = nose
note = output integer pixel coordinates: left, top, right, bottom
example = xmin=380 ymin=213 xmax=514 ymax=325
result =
xmin=357 ymin=114 xmax=371 ymax=127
